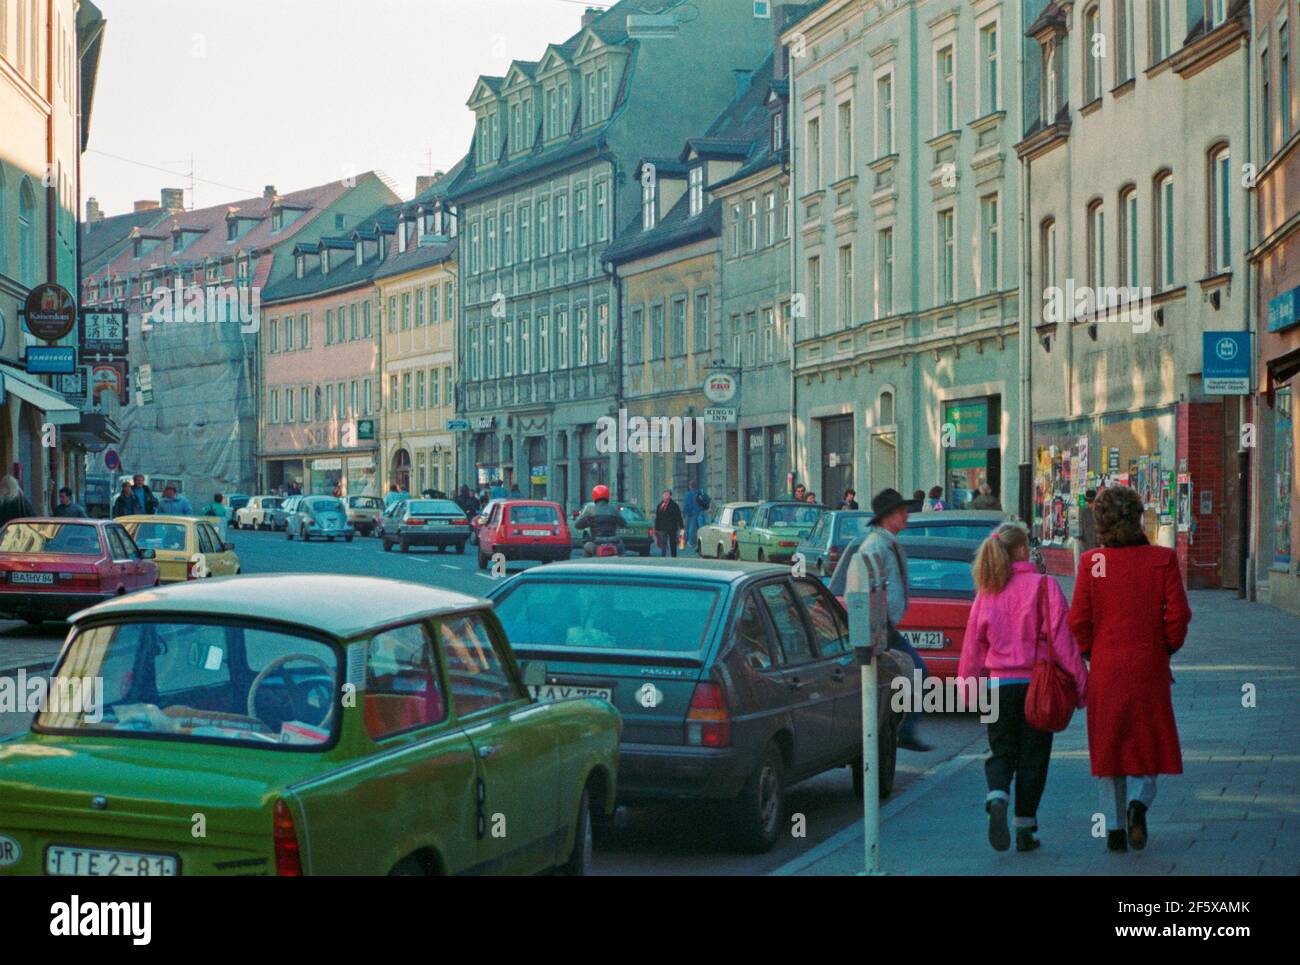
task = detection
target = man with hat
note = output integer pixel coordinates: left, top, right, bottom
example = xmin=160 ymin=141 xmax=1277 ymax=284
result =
xmin=860 ymin=488 xmax=932 ymax=752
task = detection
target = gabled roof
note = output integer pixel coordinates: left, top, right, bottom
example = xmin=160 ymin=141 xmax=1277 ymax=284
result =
xmin=79 ymin=207 xmax=170 ymax=273
xmin=372 ymin=238 xmax=458 ymax=282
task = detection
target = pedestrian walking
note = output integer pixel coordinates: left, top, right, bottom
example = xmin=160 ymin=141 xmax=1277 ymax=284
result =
xmin=841 ymin=489 xmax=860 ymax=510
xmin=1068 ymin=486 xmax=1192 ymax=852
xmin=112 ymin=480 xmax=135 ymax=518
xmin=860 ymin=488 xmax=932 ymax=752
xmin=158 ymin=484 xmax=194 ymax=515
xmin=682 ymin=481 xmax=706 ymax=548
xmin=653 ymin=489 xmax=683 ymax=557
xmin=1077 ymin=488 xmax=1099 ymax=553
xmin=130 ymin=474 xmax=158 ymax=514
xmin=0 ymin=476 xmax=35 ymax=525
xmin=490 ymin=478 xmax=507 ymax=501
xmin=200 ymin=493 xmax=227 ymax=517
xmin=923 ymin=485 xmax=947 ymax=511
xmin=52 ymin=487 xmax=87 ymax=518
xmin=959 ymin=523 xmax=1089 ymax=852
xmin=971 ymin=483 xmax=1001 ymax=510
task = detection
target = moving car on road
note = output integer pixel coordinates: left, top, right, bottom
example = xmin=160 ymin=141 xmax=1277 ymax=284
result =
xmin=477 ymin=500 xmax=571 ymax=569
xmin=0 ymin=575 xmax=620 ymax=876
xmin=735 ymin=501 xmax=825 ymax=564
xmin=346 ymin=495 xmax=385 ymax=536
xmin=287 ymin=496 xmax=354 ymax=543
xmin=489 ymin=558 xmax=912 ymax=853
xmin=119 ymin=515 xmax=240 ymax=582
xmin=795 ymin=510 xmax=871 ymax=577
xmin=233 ymin=495 xmax=283 ymax=530
xmin=0 ymin=519 xmax=159 ymax=624
xmin=570 ymin=501 xmax=653 ymax=556
xmin=380 ymin=498 xmax=470 ymax=554
xmin=695 ymin=501 xmax=757 ymax=559
xmin=266 ymin=495 xmax=301 ymax=532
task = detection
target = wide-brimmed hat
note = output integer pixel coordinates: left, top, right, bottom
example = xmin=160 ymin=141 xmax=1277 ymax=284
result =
xmin=869 ymin=487 xmax=910 ymax=524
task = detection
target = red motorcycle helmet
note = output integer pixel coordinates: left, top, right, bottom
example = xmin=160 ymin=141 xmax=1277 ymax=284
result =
xmin=592 ymin=484 xmax=611 ymax=502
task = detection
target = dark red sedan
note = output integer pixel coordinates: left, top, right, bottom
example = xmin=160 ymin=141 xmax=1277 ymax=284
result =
xmin=0 ymin=518 xmax=160 ymax=624
xmin=476 ymin=500 xmax=571 ymax=569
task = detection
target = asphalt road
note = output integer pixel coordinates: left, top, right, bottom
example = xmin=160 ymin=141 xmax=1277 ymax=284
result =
xmin=0 ymin=527 xmax=985 ymax=875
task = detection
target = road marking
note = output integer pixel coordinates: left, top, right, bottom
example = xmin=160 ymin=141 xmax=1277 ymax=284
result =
xmin=473 ymin=572 xmax=494 ymax=580
xmin=440 ymin=564 xmax=459 ymax=570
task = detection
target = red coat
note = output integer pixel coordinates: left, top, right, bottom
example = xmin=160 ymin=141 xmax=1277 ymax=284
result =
xmin=1068 ymin=544 xmax=1192 ymax=777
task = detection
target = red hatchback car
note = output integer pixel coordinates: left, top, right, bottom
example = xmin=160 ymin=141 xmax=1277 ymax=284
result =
xmin=476 ymin=500 xmax=571 ymax=569
xmin=0 ymin=518 xmax=160 ymax=624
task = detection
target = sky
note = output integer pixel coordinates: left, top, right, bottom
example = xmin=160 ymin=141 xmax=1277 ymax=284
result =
xmin=83 ymin=0 xmax=611 ymax=217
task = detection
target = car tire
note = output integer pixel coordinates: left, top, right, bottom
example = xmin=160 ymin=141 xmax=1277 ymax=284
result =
xmin=456 ymin=541 xmax=466 ymax=555
xmin=557 ymin=789 xmax=593 ymax=876
xmin=695 ymin=540 xmax=702 ymax=555
xmin=399 ymin=539 xmax=409 ymax=553
xmin=715 ymin=544 xmax=724 ymax=559
xmin=388 ymin=856 xmax=428 ymax=876
xmin=286 ymin=528 xmax=293 ymax=540
xmin=733 ymin=743 xmax=785 ymax=854
xmin=756 ymin=549 xmax=765 ymax=562
xmin=301 ymin=528 xmax=310 ymax=543
xmin=478 ymin=548 xmax=489 ymax=570
xmin=383 ymin=539 xmax=393 ymax=552
xmin=345 ymin=535 xmax=353 ymax=543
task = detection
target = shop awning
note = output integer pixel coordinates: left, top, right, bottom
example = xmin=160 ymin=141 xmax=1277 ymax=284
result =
xmin=1267 ymin=346 xmax=1300 ymax=390
xmin=2 ymin=370 xmax=81 ymax=425
xmin=59 ymin=412 xmax=121 ymax=445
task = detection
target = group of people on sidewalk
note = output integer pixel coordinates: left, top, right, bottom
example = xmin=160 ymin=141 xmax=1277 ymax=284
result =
xmin=859 ymin=484 xmax=1191 ymax=855
xmin=108 ymin=474 xmax=227 ymax=520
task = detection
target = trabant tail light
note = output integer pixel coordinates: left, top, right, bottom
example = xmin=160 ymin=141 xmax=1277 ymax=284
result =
xmin=273 ymin=799 xmax=302 ymax=876
xmin=685 ymin=682 xmax=731 ymax=748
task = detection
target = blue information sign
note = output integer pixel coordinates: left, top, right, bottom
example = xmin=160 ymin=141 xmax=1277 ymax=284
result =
xmin=1202 ymin=331 xmax=1250 ymax=395
xmin=26 ymin=345 xmax=77 ymax=375
xmin=1267 ymin=287 xmax=1299 ymax=334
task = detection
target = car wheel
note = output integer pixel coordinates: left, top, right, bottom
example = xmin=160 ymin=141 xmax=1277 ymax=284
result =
xmin=733 ymin=743 xmax=785 ymax=854
xmin=757 ymin=549 xmax=765 ymax=562
xmin=478 ymin=549 xmax=489 ymax=570
xmin=286 ymin=528 xmax=294 ymax=540
xmin=388 ymin=856 xmax=428 ymax=876
xmin=345 ymin=535 xmax=353 ymax=543
xmin=383 ymin=539 xmax=393 ymax=552
xmin=301 ymin=528 xmax=310 ymax=543
xmin=399 ymin=539 xmax=409 ymax=553
xmin=715 ymin=544 xmax=724 ymax=559
xmin=695 ymin=540 xmax=702 ymax=555
xmin=557 ymin=789 xmax=593 ymax=876
xmin=456 ymin=541 xmax=466 ymax=555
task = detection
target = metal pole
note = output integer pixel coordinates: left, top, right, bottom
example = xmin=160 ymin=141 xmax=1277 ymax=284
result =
xmin=845 ymin=551 xmax=883 ymax=874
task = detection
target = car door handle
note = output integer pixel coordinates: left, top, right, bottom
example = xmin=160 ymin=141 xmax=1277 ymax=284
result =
xmin=477 ymin=744 xmax=498 ymax=760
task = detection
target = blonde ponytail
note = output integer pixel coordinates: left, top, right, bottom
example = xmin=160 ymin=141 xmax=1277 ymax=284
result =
xmin=972 ymin=523 xmax=1030 ymax=595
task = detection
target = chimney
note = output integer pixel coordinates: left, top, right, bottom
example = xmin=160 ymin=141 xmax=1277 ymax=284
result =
xmin=263 ymin=184 xmax=277 ymax=199
xmin=733 ymin=68 xmax=753 ymax=100
xmin=582 ymin=6 xmax=600 ymax=27
xmin=160 ymin=187 xmax=185 ymax=212
xmin=415 ymin=175 xmax=436 ymax=196
xmin=134 ymin=200 xmax=161 ymax=212
xmin=86 ymin=197 xmax=104 ymax=223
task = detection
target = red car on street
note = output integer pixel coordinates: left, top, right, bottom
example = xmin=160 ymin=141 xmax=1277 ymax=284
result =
xmin=0 ymin=518 xmax=160 ymax=625
xmin=476 ymin=500 xmax=572 ymax=569
xmin=829 ymin=536 xmax=980 ymax=680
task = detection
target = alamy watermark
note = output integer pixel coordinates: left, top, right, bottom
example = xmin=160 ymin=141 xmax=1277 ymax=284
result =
xmin=596 ymin=408 xmax=705 ymax=464
xmin=143 ymin=282 xmax=261 ymax=334
xmin=1043 ymin=280 xmax=1154 ymax=334
xmin=0 ymin=671 xmax=104 ymax=723
xmin=891 ymin=670 xmax=1000 ymax=723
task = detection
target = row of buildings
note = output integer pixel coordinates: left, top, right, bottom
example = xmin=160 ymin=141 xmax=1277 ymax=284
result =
xmin=71 ymin=0 xmax=1299 ymax=615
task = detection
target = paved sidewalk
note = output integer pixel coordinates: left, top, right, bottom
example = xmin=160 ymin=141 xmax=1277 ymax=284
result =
xmin=777 ymin=589 xmax=1300 ymax=875
xmin=0 ymin=621 xmax=65 ymax=676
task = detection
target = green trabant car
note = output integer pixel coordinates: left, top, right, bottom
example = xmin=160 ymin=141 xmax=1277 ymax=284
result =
xmin=0 ymin=575 xmax=620 ymax=876
xmin=695 ymin=501 xmax=758 ymax=559
xmin=569 ymin=501 xmax=653 ymax=555
xmin=735 ymin=501 xmax=827 ymax=564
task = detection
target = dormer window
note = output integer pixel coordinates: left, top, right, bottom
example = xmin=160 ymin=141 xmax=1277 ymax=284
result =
xmin=642 ymin=175 xmax=657 ymax=231
xmin=321 ymin=248 xmax=330 ymax=274
xmin=272 ymin=209 xmax=284 ymax=232
xmin=355 ymin=241 xmax=363 ymax=267
xmin=172 ymin=230 xmax=184 ymax=252
xmin=296 ymin=254 xmax=305 ymax=279
xmin=398 ymin=222 xmax=408 ymax=253
xmin=772 ymin=109 xmax=785 ymax=151
xmin=1207 ymin=0 xmax=1227 ymax=28
xmin=1041 ymin=39 xmax=1065 ymax=122
xmin=236 ymin=258 xmax=249 ymax=286
xmin=689 ymin=166 xmax=704 ymax=217
xmin=378 ymin=234 xmax=386 ymax=260
xmin=227 ymin=219 xmax=238 ymax=241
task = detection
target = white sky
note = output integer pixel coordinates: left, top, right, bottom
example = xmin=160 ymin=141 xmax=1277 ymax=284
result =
xmin=83 ymin=0 xmax=609 ymax=216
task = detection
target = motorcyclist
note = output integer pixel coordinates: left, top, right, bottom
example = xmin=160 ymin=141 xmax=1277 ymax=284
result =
xmin=575 ymin=484 xmax=627 ymax=556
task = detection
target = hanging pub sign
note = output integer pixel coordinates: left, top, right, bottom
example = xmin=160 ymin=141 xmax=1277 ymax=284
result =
xmin=81 ymin=308 xmax=128 ymax=354
xmin=23 ymin=284 xmax=77 ymax=342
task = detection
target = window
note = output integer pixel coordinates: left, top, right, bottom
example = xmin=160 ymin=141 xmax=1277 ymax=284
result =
xmin=796 ymin=580 xmax=849 ymax=657
xmin=300 ymin=313 xmax=310 ymax=348
xmin=981 ymin=23 xmax=999 ymax=113
xmin=689 ymin=167 xmax=704 ymax=217
xmin=485 ymin=216 xmax=496 ymax=270
xmin=575 ymin=306 xmax=588 ymax=366
xmin=502 ymin=210 xmax=513 ymax=267
xmin=597 ymin=303 xmax=609 ymax=362
xmin=1041 ymin=218 xmax=1058 ymax=302
xmin=518 ymin=205 xmax=530 ymax=262
xmin=781 ymin=185 xmax=791 ymax=239
xmin=642 ymin=174 xmax=656 ymax=231
xmin=363 ymin=301 xmax=373 ymax=337
xmin=520 ymin=317 xmax=531 ymax=374
xmin=759 ymin=584 xmax=813 ymax=664
xmin=936 ymin=46 xmax=955 ymax=133
xmin=765 ymin=191 xmax=776 ymax=245
xmin=350 ymin=303 xmax=359 ymax=339
xmin=980 ymin=194 xmax=1000 ymax=293
xmin=746 ymin=198 xmax=758 ymax=250
xmin=745 ymin=312 xmax=757 ymax=365
xmin=387 ymin=296 xmax=398 ymax=334
xmin=429 ymin=369 xmax=440 ymax=408
xmin=1115 ymin=0 xmax=1134 ymax=84
xmin=628 ymin=306 xmax=644 ymax=363
xmin=269 ymin=318 xmax=279 ymax=353
xmin=1209 ymin=0 xmax=1227 ymax=29
xmin=1263 ymin=48 xmax=1274 ymax=159
xmin=1282 ymin=23 xmax=1293 ymax=144
xmin=486 ymin=324 xmax=497 ymax=378
xmin=1042 ymin=42 xmax=1063 ymax=121
xmin=285 ymin=315 xmax=296 ymax=351
xmin=469 ymin=221 xmax=481 ymax=274
xmin=806 ymin=115 xmax=821 ymax=191
xmin=269 ymin=389 xmax=279 ymax=423
xmin=595 ymin=182 xmax=608 ymax=242
xmin=650 ymin=302 xmax=665 ymax=359
xmin=538 ymin=200 xmax=550 ymax=257
xmin=389 ymin=375 xmax=399 ymax=412
xmin=1154 ymin=174 xmax=1175 ymax=289
xmin=1210 ymin=146 xmax=1231 ymax=273
xmin=326 ymin=384 xmax=336 ymax=419
xmin=364 ymin=379 xmax=372 ymax=415
xmin=415 ymin=370 xmax=425 ymax=409
xmin=671 ymin=296 xmax=687 ymax=356
xmin=556 ymin=195 xmax=569 ymax=253
xmin=1088 ymin=200 xmax=1106 ymax=290
xmin=502 ymin=320 xmax=514 ymax=376
xmin=732 ymin=594 xmax=774 ymax=670
xmin=808 ymin=255 xmax=822 ymax=334
xmin=1084 ymin=6 xmax=1103 ymax=103
xmin=556 ymin=309 xmax=569 ymax=368
xmin=694 ymin=291 xmax=710 ymax=353
xmin=772 ymin=107 xmax=785 ymax=151
xmin=877 ymin=227 xmax=894 ymax=317
xmin=445 ymin=282 xmax=454 ymax=321
xmin=436 ymin=614 xmax=516 ymax=714
xmin=285 ymin=389 xmax=295 ymax=422
xmin=839 ymin=244 xmax=854 ymax=327
xmin=876 ymin=72 xmax=894 ymax=155
xmin=937 ymin=208 xmax=955 ymax=303
xmin=575 ymin=188 xmax=588 ymax=248
xmin=18 ymin=179 xmax=36 ymax=284
xmin=1150 ymin=0 xmax=1171 ymax=63
xmin=763 ymin=307 xmax=775 ymax=361
xmin=401 ymin=292 xmax=411 ymax=330
xmin=730 ymin=203 xmax=742 ymax=257
xmin=536 ymin=314 xmax=549 ymax=371
xmin=837 ymin=99 xmax=853 ymax=178
xmin=302 ymin=387 xmax=311 ymax=422
xmin=1120 ymin=186 xmax=1139 ymax=288
xmin=731 ymin=315 xmax=742 ymax=364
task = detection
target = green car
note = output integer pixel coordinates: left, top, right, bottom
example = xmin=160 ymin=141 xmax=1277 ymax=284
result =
xmin=735 ymin=501 xmax=827 ymax=564
xmin=570 ymin=501 xmax=653 ymax=555
xmin=695 ymin=501 xmax=758 ymax=559
xmin=0 ymin=575 xmax=620 ymax=876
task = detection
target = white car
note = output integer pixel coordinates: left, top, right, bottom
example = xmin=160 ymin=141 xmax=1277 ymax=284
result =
xmin=234 ymin=495 xmax=283 ymax=531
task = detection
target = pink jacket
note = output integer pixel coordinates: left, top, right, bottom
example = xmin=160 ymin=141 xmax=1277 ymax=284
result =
xmin=958 ymin=561 xmax=1088 ymax=707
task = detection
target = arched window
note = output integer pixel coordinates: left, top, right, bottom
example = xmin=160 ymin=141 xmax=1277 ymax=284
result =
xmin=877 ymin=389 xmax=895 ymax=426
xmin=18 ymin=177 xmax=36 ymax=284
xmin=1083 ymin=5 xmax=1103 ymax=102
xmin=1087 ymin=200 xmax=1106 ymax=290
xmin=1040 ymin=217 xmax=1058 ymax=300
xmin=1208 ymin=144 xmax=1231 ymax=273
xmin=1153 ymin=170 xmax=1175 ymax=289
xmin=1114 ymin=0 xmax=1134 ymax=83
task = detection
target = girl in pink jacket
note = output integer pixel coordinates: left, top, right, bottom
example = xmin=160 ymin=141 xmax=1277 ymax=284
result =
xmin=958 ymin=523 xmax=1088 ymax=853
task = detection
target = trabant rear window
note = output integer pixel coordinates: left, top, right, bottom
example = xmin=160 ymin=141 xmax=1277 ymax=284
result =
xmin=0 ymin=522 xmax=101 ymax=555
xmin=37 ymin=621 xmax=340 ymax=748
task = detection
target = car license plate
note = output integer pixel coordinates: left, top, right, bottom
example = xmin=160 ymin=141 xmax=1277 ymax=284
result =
xmin=522 ymin=529 xmax=551 ymax=536
xmin=10 ymin=572 xmax=54 ymax=585
xmin=903 ymin=630 xmax=947 ymax=649
xmin=46 ymin=846 xmax=178 ymax=876
xmin=529 ymin=684 xmax=613 ymax=702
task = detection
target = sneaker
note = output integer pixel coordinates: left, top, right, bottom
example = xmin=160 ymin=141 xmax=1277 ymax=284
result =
xmin=1127 ymin=801 xmax=1148 ymax=851
xmin=986 ymin=799 xmax=1010 ymax=852
xmin=1015 ymin=828 xmax=1041 ymax=852
xmin=1107 ymin=829 xmax=1128 ymax=852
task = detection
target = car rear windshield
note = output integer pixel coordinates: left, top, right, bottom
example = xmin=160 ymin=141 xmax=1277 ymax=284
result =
xmin=38 ymin=621 xmax=340 ymax=748
xmin=303 ymin=497 xmax=344 ymax=513
xmin=0 ymin=522 xmax=101 ymax=555
xmin=262 ymin=497 xmax=283 ymax=509
xmin=409 ymin=500 xmax=462 ymax=516
xmin=617 ymin=504 xmax=646 ymax=521
xmin=770 ymin=505 xmax=821 ymax=526
xmin=509 ymin=505 xmax=559 ymax=525
xmin=902 ymin=524 xmax=995 ymax=542
xmin=906 ymin=557 xmax=976 ymax=595
xmin=833 ymin=515 xmax=869 ymax=542
xmin=494 ymin=580 xmax=720 ymax=654
xmin=349 ymin=496 xmax=382 ymax=509
xmin=127 ymin=522 xmax=189 ymax=552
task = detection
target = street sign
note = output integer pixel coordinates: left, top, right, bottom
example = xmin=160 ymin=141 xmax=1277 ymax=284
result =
xmin=81 ymin=308 xmax=127 ymax=354
xmin=1203 ymin=331 xmax=1250 ymax=394
xmin=104 ymin=449 xmax=121 ymax=472
xmin=1267 ymin=286 xmax=1300 ymax=334
xmin=446 ymin=418 xmax=470 ymax=431
xmin=23 ymin=283 xmax=77 ymax=341
xmin=705 ymin=407 xmax=736 ymax=425
xmin=356 ymin=418 xmax=376 ymax=440
xmin=26 ymin=345 xmax=76 ymax=375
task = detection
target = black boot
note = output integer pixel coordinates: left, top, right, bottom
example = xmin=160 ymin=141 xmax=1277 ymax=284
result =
xmin=986 ymin=799 xmax=1010 ymax=852
xmin=1127 ymin=801 xmax=1148 ymax=851
xmin=1107 ymin=829 xmax=1128 ymax=852
xmin=1016 ymin=827 xmax=1041 ymax=852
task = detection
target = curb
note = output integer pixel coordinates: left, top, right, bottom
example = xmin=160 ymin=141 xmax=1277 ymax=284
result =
xmin=771 ymin=730 xmax=988 ymax=876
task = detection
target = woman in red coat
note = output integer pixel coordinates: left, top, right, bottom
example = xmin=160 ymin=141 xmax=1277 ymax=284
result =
xmin=1068 ymin=486 xmax=1191 ymax=852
